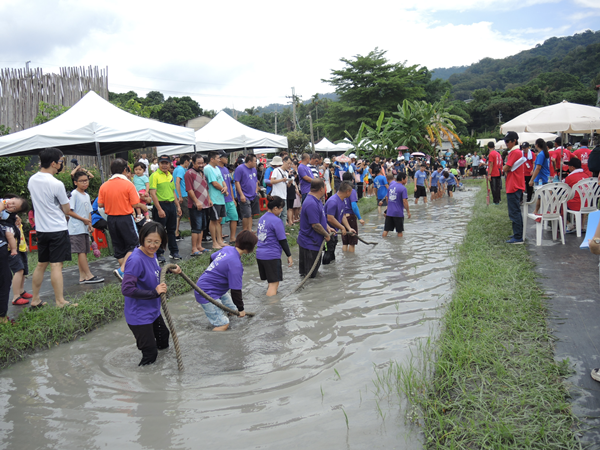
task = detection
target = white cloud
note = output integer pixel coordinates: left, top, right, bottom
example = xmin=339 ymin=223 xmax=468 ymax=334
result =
xmin=573 ymin=0 xmax=600 ymax=8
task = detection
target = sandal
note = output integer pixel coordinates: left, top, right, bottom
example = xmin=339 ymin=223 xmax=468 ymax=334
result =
xmin=29 ymin=302 xmax=48 ymax=309
xmin=12 ymin=297 xmax=29 ymax=306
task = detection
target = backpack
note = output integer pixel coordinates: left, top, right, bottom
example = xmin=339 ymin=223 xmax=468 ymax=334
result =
xmin=588 ymin=145 xmax=600 ymax=174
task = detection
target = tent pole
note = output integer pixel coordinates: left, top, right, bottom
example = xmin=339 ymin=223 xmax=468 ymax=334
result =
xmin=193 ymin=145 xmax=197 ymax=155
xmin=95 ymin=142 xmax=105 ymax=183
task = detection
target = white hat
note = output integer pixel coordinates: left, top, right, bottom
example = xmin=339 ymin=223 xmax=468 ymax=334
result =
xmin=324 ymin=158 xmax=331 ymax=164
xmin=349 ymin=153 xmax=357 ymax=159
xmin=271 ymin=156 xmax=283 ymax=166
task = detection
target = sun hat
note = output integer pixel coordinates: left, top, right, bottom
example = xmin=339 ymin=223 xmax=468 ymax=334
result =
xmin=324 ymin=158 xmax=331 ymax=164
xmin=271 ymin=156 xmax=283 ymax=166
xmin=349 ymin=153 xmax=357 ymax=159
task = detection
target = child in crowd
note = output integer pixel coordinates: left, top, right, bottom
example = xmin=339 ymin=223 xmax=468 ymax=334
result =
xmin=68 ymin=171 xmax=105 ymax=284
xmin=383 ymin=172 xmax=410 ymax=238
xmin=341 ymin=172 xmax=365 ymax=252
xmin=122 ymin=222 xmax=181 ymax=366
xmin=374 ymin=172 xmax=390 ymax=214
xmin=150 ymin=158 xmax=159 ymax=173
xmin=10 ymin=215 xmax=30 ymax=305
xmin=0 ymin=200 xmax=20 ymax=324
xmin=138 ymin=153 xmax=150 ymax=177
xmin=443 ymin=170 xmax=457 ymax=197
xmin=133 ymin=162 xmax=152 ymax=222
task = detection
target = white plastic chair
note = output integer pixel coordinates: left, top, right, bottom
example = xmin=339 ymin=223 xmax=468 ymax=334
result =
xmin=562 ymin=178 xmax=600 ymax=237
xmin=523 ymin=183 xmax=571 ymax=246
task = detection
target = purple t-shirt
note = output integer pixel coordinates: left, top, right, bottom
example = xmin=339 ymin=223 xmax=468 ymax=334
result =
xmin=234 ymin=164 xmax=258 ymax=200
xmin=219 ymin=165 xmax=234 ymax=203
xmin=297 ymin=194 xmax=328 ymax=251
xmin=325 ymin=193 xmax=345 ymax=230
xmin=195 ymin=246 xmax=243 ymax=305
xmin=343 ymin=190 xmax=358 ymax=215
xmin=256 ymin=212 xmax=287 ymax=260
xmin=123 ymin=248 xmax=161 ymax=326
xmin=298 ymin=163 xmax=314 ymax=195
xmin=387 ymin=182 xmax=408 ymax=217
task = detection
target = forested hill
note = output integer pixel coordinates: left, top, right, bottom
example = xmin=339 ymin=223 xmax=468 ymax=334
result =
xmin=446 ymin=29 xmax=600 ymax=100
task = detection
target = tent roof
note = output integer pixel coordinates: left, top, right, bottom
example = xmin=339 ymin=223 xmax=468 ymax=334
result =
xmin=314 ymin=138 xmax=337 ymax=152
xmin=0 ymin=91 xmax=196 ymax=157
xmin=158 ymin=111 xmax=288 ymax=155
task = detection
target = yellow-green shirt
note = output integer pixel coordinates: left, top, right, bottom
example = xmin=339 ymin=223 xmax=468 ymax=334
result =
xmin=149 ymin=170 xmax=175 ymax=202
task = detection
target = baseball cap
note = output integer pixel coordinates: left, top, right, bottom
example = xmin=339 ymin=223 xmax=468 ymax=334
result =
xmin=349 ymin=153 xmax=357 ymax=159
xmin=504 ymin=131 xmax=519 ymax=142
xmin=324 ymin=158 xmax=331 ymax=164
xmin=158 ymin=155 xmax=171 ymax=163
xmin=520 ymin=142 xmax=530 ymax=149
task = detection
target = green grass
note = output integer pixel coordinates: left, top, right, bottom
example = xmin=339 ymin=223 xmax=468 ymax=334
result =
xmin=27 ymin=246 xmax=113 ymax=273
xmin=0 ymin=196 xmax=374 ymax=371
xmin=372 ymin=183 xmax=581 ymax=449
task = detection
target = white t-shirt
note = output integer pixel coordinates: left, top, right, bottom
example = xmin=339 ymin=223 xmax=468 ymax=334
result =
xmin=68 ymin=190 xmax=92 ymax=236
xmin=28 ymin=172 xmax=69 ymax=233
xmin=138 ymin=158 xmax=150 ymax=177
xmin=270 ymin=167 xmax=288 ymax=200
xmin=150 ymin=163 xmax=158 ymax=173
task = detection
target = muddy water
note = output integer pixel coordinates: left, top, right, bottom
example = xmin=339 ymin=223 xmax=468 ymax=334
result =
xmin=0 ymin=190 xmax=476 ymax=450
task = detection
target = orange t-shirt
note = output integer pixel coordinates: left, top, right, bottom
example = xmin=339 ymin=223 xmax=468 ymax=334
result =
xmin=98 ymin=177 xmax=140 ymax=216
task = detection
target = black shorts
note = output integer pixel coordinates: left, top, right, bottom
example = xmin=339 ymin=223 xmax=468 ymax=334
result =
xmin=429 ymin=186 xmax=438 ymax=193
xmin=384 ymin=215 xmax=404 ymax=233
xmin=107 ymin=215 xmax=138 ymax=260
xmin=415 ymin=185 xmax=427 ymax=198
xmin=208 ymin=204 xmax=226 ymax=221
xmin=93 ymin=218 xmax=108 ymax=231
xmin=257 ymin=258 xmax=283 ymax=283
xmin=341 ymin=215 xmax=358 ymax=246
xmin=37 ymin=230 xmax=72 ymax=263
xmin=299 ymin=245 xmax=322 ymax=279
xmin=8 ymin=252 xmax=28 ymax=275
xmin=447 ymin=185 xmax=456 ymax=192
xmin=287 ymin=195 xmax=295 ymax=210
xmin=377 ymin=197 xmax=387 ymax=206
xmin=239 ymin=197 xmax=260 ymax=218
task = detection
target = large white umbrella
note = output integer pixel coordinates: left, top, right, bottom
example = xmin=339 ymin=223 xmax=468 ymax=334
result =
xmin=500 ymin=101 xmax=600 ymax=134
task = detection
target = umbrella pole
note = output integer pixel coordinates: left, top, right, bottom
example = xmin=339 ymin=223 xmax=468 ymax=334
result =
xmin=95 ymin=142 xmax=105 ymax=183
xmin=193 ymin=144 xmax=197 ymax=155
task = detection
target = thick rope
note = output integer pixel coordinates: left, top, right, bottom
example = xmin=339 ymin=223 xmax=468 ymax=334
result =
xmin=160 ymin=264 xmax=184 ymax=372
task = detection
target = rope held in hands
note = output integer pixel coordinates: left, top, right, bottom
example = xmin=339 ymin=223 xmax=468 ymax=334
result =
xmin=159 ymin=264 xmax=257 ymax=371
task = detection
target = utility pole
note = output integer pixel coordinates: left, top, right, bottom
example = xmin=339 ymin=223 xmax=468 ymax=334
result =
xmin=274 ymin=110 xmax=278 ymax=134
xmin=286 ymin=87 xmax=300 ymax=131
xmin=307 ymin=113 xmax=315 ymax=151
xmin=315 ymin=103 xmax=319 ymax=141
xmin=498 ymin=110 xmax=503 ymax=124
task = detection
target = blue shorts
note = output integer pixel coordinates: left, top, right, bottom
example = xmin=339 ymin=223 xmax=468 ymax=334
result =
xmin=200 ymin=292 xmax=239 ymax=327
xmin=189 ymin=207 xmax=206 ymax=234
xmin=221 ymin=201 xmax=239 ymax=224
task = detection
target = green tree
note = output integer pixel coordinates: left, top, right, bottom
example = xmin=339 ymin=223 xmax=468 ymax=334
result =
xmin=286 ymin=130 xmax=310 ymax=154
xmin=144 ymin=91 xmax=165 ymax=106
xmin=238 ymin=115 xmax=270 ymax=132
xmin=322 ymin=48 xmax=426 ymax=140
xmin=0 ymin=126 xmax=31 ymax=198
xmin=153 ymin=96 xmax=203 ymax=124
xmin=34 ymin=102 xmax=70 ymax=125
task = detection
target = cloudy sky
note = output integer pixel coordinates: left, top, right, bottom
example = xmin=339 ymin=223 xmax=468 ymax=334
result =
xmin=1 ymin=0 xmax=599 ymax=112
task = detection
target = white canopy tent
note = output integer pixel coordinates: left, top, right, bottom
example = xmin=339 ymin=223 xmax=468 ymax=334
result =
xmin=158 ymin=111 xmax=288 ymax=155
xmin=0 ymin=91 xmax=196 ymax=181
xmin=500 ymin=101 xmax=600 ymax=134
xmin=477 ymin=138 xmax=496 ymax=148
xmin=314 ymin=138 xmax=338 ymax=152
xmin=494 ymin=132 xmax=558 ymax=149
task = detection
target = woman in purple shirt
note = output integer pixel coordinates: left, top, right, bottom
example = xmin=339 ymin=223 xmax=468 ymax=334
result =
xmin=121 ymin=222 xmax=181 ymax=366
xmin=256 ymin=196 xmax=293 ymax=297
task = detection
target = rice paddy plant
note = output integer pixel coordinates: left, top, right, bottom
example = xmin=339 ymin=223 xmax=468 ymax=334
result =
xmin=372 ymin=183 xmax=582 ymax=449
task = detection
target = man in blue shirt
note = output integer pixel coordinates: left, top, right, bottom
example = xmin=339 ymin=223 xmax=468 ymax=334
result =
xmin=430 ymin=166 xmax=442 ymax=200
xmin=173 ymin=155 xmax=190 ymax=241
xmin=297 ymin=179 xmax=336 ymax=278
xmin=374 ymin=173 xmax=389 ymax=215
xmin=323 ymin=181 xmax=355 ymax=264
xmin=413 ymin=164 xmax=429 ymax=204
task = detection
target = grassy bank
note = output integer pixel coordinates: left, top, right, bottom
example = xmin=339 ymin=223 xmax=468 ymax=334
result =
xmin=0 ymin=196 xmax=375 ymax=370
xmin=373 ymin=184 xmax=580 ymax=448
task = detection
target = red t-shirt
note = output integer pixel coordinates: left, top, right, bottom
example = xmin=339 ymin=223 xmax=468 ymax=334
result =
xmin=523 ymin=150 xmax=535 ymax=177
xmin=565 ymin=169 xmax=589 ymax=211
xmin=573 ymin=147 xmax=592 ymax=176
xmin=488 ymin=150 xmax=503 ymax=177
xmin=505 ymin=148 xmax=525 ymax=193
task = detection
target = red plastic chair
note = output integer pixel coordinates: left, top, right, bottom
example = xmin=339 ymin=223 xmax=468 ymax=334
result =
xmin=259 ymin=197 xmax=268 ymax=212
xmin=29 ymin=230 xmax=38 ymax=251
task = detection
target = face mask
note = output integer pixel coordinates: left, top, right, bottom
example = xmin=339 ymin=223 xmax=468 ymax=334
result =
xmin=57 ymin=161 xmax=64 ymax=173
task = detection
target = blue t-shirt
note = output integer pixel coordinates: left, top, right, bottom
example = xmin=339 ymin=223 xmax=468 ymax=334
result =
xmin=387 ymin=182 xmax=408 ymax=217
xmin=133 ymin=174 xmax=149 ymax=193
xmin=264 ymin=166 xmax=274 ymax=194
xmin=256 ymin=212 xmax=287 ymax=260
xmin=219 ymin=165 xmax=234 ymax=203
xmin=173 ymin=165 xmax=187 ymax=198
xmin=374 ymin=175 xmax=389 ymax=200
xmin=297 ymin=194 xmax=328 ymax=251
xmin=196 ymin=246 xmax=243 ymax=304
xmin=534 ymin=152 xmax=550 ymax=184
xmin=298 ymin=163 xmax=314 ymax=195
xmin=414 ymin=170 xmax=427 ymax=186
xmin=430 ymin=170 xmax=440 ymax=187
xmin=204 ymin=164 xmax=225 ymax=205
xmin=445 ymin=173 xmax=457 ymax=186
xmin=123 ymin=248 xmax=161 ymax=326
xmin=234 ymin=164 xmax=258 ymax=200
xmin=325 ymin=193 xmax=345 ymax=230
xmin=343 ymin=190 xmax=359 ymax=215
